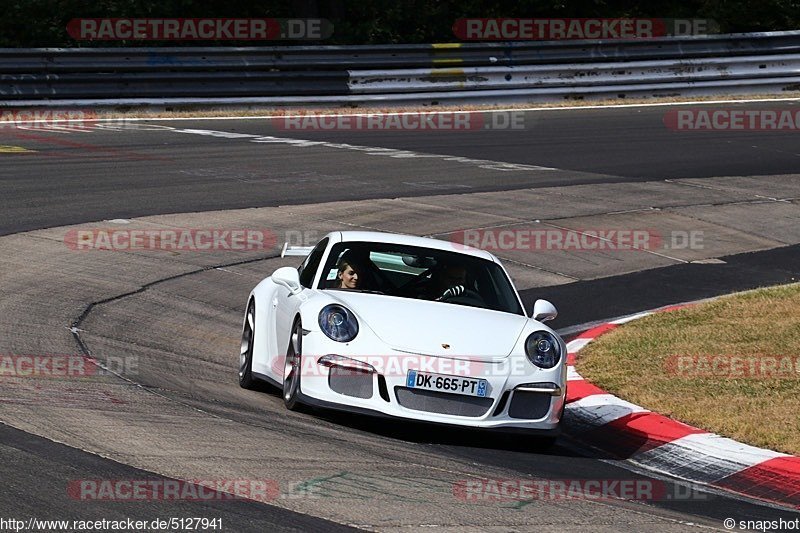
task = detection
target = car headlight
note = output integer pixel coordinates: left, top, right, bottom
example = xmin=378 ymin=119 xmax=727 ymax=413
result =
xmin=524 ymin=331 xmax=561 ymax=369
xmin=318 ymin=305 xmax=359 ymax=342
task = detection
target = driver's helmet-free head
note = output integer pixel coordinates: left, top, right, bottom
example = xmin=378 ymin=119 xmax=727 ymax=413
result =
xmin=439 ymin=263 xmax=468 ymax=288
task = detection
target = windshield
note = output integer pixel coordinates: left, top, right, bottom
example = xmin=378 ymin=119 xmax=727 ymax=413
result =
xmin=318 ymin=241 xmax=524 ymax=316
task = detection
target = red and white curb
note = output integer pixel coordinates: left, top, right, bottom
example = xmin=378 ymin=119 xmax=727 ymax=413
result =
xmin=564 ymin=305 xmax=800 ymax=510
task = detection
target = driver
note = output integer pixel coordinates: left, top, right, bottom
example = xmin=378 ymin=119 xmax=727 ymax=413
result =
xmin=432 ymin=264 xmax=468 ymax=301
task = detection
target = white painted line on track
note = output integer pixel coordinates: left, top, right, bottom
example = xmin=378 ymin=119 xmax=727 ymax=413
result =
xmin=167 ymin=127 xmax=557 ymax=173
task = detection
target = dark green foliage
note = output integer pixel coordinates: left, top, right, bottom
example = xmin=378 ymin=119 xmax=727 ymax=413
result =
xmin=1 ymin=0 xmax=798 ymax=47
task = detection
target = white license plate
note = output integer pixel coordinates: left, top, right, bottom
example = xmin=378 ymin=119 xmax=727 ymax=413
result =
xmin=406 ymin=370 xmax=488 ymax=397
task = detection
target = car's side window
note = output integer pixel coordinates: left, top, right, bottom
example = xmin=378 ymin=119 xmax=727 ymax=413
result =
xmin=298 ymin=238 xmax=329 ymax=288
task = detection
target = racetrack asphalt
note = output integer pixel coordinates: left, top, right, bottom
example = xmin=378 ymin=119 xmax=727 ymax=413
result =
xmin=0 ymin=423 xmax=358 ymax=532
xmin=1 ymin=102 xmax=799 ymax=530
xmin=525 ymin=243 xmax=800 ymax=332
xmin=3 ymin=100 xmax=800 ymax=235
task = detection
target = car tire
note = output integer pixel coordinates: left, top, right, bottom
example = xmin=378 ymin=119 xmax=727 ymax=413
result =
xmin=283 ymin=318 xmax=303 ymax=410
xmin=239 ymin=300 xmax=257 ymax=389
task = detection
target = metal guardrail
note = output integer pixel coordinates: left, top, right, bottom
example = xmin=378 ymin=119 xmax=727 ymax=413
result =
xmin=349 ymin=55 xmax=800 ymax=93
xmin=2 ymin=31 xmax=800 ymax=106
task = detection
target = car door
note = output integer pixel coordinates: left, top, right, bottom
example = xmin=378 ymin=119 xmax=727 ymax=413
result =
xmin=273 ymin=237 xmax=329 ymax=380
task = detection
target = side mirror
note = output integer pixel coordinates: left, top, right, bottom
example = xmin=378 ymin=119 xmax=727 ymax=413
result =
xmin=272 ymin=266 xmax=303 ymax=295
xmin=532 ymin=299 xmax=557 ymax=322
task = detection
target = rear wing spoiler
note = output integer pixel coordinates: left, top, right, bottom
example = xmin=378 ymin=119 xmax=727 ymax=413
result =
xmin=281 ymin=242 xmax=314 ymax=258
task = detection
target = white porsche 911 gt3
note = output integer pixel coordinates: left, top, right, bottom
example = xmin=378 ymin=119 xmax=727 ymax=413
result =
xmin=239 ymin=231 xmax=566 ymax=437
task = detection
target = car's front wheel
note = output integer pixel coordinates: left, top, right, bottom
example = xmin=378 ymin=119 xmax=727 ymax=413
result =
xmin=239 ymin=300 xmax=257 ymax=389
xmin=283 ymin=318 xmax=303 ymax=410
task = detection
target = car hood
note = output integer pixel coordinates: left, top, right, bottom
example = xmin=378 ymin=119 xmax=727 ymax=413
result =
xmin=326 ymin=291 xmax=529 ymax=361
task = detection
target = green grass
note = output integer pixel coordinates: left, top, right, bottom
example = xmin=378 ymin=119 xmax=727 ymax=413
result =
xmin=576 ymin=283 xmax=800 ymax=455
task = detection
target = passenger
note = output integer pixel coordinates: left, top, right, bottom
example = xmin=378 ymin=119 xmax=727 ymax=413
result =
xmin=334 ymin=252 xmax=363 ymax=289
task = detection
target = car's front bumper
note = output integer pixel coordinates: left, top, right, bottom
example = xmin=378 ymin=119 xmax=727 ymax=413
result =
xmin=296 ymin=331 xmax=566 ymax=431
